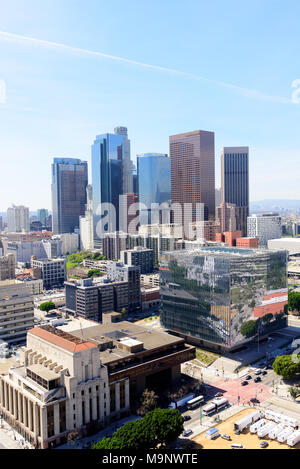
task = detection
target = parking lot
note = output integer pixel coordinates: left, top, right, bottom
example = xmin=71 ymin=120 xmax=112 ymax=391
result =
xmin=192 ymin=409 xmax=299 ymax=449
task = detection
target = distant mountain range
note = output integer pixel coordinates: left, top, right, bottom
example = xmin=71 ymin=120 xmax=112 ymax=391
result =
xmin=250 ymin=200 xmax=300 ymax=212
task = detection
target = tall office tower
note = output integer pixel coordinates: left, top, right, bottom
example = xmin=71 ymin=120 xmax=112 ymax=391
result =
xmin=7 ymin=205 xmax=30 ymax=233
xmin=132 ymin=165 xmax=138 ymax=194
xmin=79 ymin=184 xmax=94 ymax=250
xmin=92 ymin=133 xmax=124 ymax=246
xmin=37 ymin=209 xmax=49 ymax=226
xmin=51 ymin=158 xmax=88 ymax=235
xmin=221 ymin=147 xmax=249 ymax=236
xmin=216 ymin=201 xmax=238 ymax=233
xmin=114 ymin=126 xmax=133 ymax=194
xmin=170 ymin=130 xmax=215 ymax=229
xmin=215 ymin=188 xmax=222 ymax=207
xmin=137 ymin=153 xmax=171 ymax=224
xmin=119 ymin=193 xmax=139 ymax=235
xmin=247 ymin=213 xmax=282 ymax=247
xmin=0 ymin=216 xmax=3 ymax=231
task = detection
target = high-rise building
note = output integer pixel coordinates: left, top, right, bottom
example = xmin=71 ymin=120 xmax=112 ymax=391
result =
xmin=37 ymin=209 xmax=49 ymax=226
xmin=92 ymin=133 xmax=124 ymax=245
xmin=79 ymin=184 xmax=94 ymax=250
xmin=7 ymin=205 xmax=30 ymax=233
xmin=0 ymin=216 xmax=3 ymax=231
xmin=160 ymin=247 xmax=288 ymax=351
xmin=106 ymin=262 xmax=141 ymax=313
xmin=216 ymin=201 xmax=238 ymax=233
xmin=51 ymin=158 xmax=88 ymax=235
xmin=0 ymin=283 xmax=34 ymax=344
xmin=221 ymin=147 xmax=249 ymax=236
xmin=137 ymin=153 xmax=171 ymax=224
xmin=170 ymin=130 xmax=215 ymax=228
xmin=119 ymin=193 xmax=138 ymax=235
xmin=247 ymin=213 xmax=282 ymax=247
xmin=120 ymin=246 xmax=154 ymax=274
xmin=114 ymin=126 xmax=133 ymax=194
xmin=31 ymin=257 xmax=67 ymax=289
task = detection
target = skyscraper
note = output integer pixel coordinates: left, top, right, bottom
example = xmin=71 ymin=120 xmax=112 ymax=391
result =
xmin=51 ymin=158 xmax=88 ymax=235
xmin=92 ymin=133 xmax=124 ymax=245
xmin=37 ymin=209 xmax=49 ymax=226
xmin=7 ymin=205 xmax=30 ymax=233
xmin=137 ymin=153 xmax=171 ymax=224
xmin=221 ymin=147 xmax=249 ymax=236
xmin=170 ymin=130 xmax=215 ymax=228
xmin=79 ymin=184 xmax=94 ymax=250
xmin=114 ymin=126 xmax=133 ymax=194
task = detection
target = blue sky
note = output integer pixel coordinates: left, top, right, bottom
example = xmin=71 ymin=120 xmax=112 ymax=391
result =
xmin=0 ymin=0 xmax=300 ymax=210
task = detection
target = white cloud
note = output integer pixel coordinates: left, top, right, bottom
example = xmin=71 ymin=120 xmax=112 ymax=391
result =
xmin=0 ymin=30 xmax=292 ymax=105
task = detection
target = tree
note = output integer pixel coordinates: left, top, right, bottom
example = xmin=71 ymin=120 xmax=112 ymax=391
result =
xmin=137 ymin=389 xmax=159 ymax=416
xmin=289 ymin=387 xmax=299 ymax=400
xmin=273 ymin=355 xmax=300 ymax=380
xmin=289 ymin=291 xmax=300 ymax=312
xmin=39 ymin=301 xmax=55 ymax=312
xmin=87 ymin=269 xmax=103 ymax=278
xmin=240 ymin=320 xmax=257 ymax=338
xmin=92 ymin=409 xmax=184 ymax=450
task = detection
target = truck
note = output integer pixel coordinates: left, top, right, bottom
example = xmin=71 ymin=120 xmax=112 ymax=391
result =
xmin=257 ymin=421 xmax=276 ymax=438
xmin=287 ymin=430 xmax=300 ymax=447
xmin=250 ymin=419 xmax=266 ymax=434
xmin=277 ymin=426 xmax=294 ymax=443
xmin=168 ymin=393 xmax=195 ymax=409
xmin=269 ymin=423 xmax=285 ymax=440
xmin=234 ymin=411 xmax=263 ymax=432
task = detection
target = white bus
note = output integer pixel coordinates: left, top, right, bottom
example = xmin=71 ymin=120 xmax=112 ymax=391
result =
xmin=187 ymin=395 xmax=205 ymax=410
xmin=203 ymin=398 xmax=229 ymax=416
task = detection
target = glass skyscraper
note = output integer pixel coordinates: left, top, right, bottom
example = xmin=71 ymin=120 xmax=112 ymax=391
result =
xmin=137 ymin=153 xmax=171 ymax=224
xmin=160 ymin=247 xmax=288 ymax=351
xmin=221 ymin=147 xmax=249 ymax=236
xmin=92 ymin=133 xmax=124 ymax=244
xmin=51 ymin=158 xmax=88 ymax=235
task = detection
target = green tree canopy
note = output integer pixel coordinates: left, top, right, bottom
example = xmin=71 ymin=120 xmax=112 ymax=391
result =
xmin=39 ymin=301 xmax=55 ymax=312
xmin=87 ymin=269 xmax=103 ymax=278
xmin=289 ymin=291 xmax=300 ymax=312
xmin=92 ymin=409 xmax=184 ymax=450
xmin=240 ymin=320 xmax=257 ymax=338
xmin=273 ymin=355 xmax=300 ymax=380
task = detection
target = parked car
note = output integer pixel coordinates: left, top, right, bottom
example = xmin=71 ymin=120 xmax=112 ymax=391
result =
xmin=250 ymin=397 xmax=260 ymax=404
xmin=241 ymin=381 xmax=248 ymax=386
xmin=254 ymin=369 xmax=262 ymax=375
xmin=261 ymin=370 xmax=267 ymax=376
xmin=260 ymin=441 xmax=268 ymax=448
xmin=254 ymin=377 xmax=261 ymax=383
xmin=221 ymin=434 xmax=231 ymax=441
xmin=245 ymin=375 xmax=252 ymax=380
xmin=182 ymin=429 xmax=193 ymax=437
xmin=184 ymin=415 xmax=191 ymax=421
xmin=231 ymin=443 xmax=244 ymax=449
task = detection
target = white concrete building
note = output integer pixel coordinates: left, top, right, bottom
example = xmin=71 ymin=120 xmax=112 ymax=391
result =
xmin=79 ymin=185 xmax=94 ymax=251
xmin=7 ymin=206 xmax=30 ymax=233
xmin=247 ymin=213 xmax=282 ymax=247
xmin=52 ymin=233 xmax=79 ymax=256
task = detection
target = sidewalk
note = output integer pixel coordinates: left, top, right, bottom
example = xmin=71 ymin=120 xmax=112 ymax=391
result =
xmin=56 ymin=414 xmax=140 ymax=449
xmin=0 ymin=420 xmax=32 ymax=449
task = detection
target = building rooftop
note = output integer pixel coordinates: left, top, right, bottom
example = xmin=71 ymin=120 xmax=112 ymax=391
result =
xmin=28 ymin=326 xmax=97 ymax=353
xmin=62 ymin=321 xmax=184 ymax=365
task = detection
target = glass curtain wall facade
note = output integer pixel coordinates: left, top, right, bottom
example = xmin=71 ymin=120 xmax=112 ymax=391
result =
xmin=221 ymin=147 xmax=249 ymax=236
xmin=92 ymin=134 xmax=124 ymax=244
xmin=51 ymin=158 xmax=88 ymax=235
xmin=137 ymin=153 xmax=171 ymax=224
xmin=160 ymin=247 xmax=287 ymax=350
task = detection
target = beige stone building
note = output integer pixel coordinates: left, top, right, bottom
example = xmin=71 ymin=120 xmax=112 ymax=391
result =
xmin=0 ymin=253 xmax=15 ymax=281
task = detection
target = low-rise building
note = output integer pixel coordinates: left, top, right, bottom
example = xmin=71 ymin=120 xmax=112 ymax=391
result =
xmin=0 ymin=317 xmax=195 ymax=448
xmin=0 ymin=252 xmax=15 ymax=281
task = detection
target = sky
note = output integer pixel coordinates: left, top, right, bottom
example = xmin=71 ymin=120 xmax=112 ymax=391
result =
xmin=0 ymin=0 xmax=300 ymax=211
